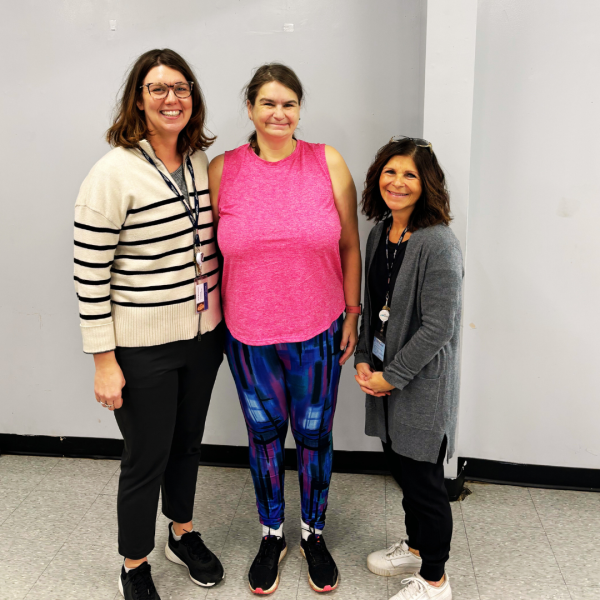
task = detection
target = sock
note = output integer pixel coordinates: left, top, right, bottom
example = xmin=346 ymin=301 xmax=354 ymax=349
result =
xmin=124 ymin=560 xmax=146 ymax=573
xmin=301 ymin=519 xmax=323 ymax=541
xmin=171 ymin=523 xmax=182 ymax=541
xmin=262 ymin=523 xmax=283 ymax=538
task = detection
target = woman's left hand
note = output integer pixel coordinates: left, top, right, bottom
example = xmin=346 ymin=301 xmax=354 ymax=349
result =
xmin=364 ymin=371 xmax=395 ymax=394
xmin=339 ymin=314 xmax=358 ymax=365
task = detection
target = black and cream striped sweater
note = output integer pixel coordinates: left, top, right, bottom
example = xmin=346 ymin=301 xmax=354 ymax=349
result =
xmin=74 ymin=140 xmax=221 ymax=354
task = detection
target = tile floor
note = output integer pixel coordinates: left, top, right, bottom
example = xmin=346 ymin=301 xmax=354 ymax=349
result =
xmin=0 ymin=454 xmax=599 ymax=600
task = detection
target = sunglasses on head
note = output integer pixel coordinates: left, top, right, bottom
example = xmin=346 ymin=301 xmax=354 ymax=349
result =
xmin=389 ymin=135 xmax=433 ymax=154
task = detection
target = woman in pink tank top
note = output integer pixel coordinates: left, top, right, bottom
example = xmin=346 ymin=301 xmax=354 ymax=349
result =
xmin=209 ymin=64 xmax=361 ymax=594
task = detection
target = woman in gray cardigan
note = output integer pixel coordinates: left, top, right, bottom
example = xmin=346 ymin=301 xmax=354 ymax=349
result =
xmin=354 ymin=137 xmax=463 ymax=600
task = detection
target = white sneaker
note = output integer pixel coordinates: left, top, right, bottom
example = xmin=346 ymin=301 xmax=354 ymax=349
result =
xmin=367 ymin=540 xmax=422 ymax=576
xmin=390 ymin=573 xmax=452 ymax=600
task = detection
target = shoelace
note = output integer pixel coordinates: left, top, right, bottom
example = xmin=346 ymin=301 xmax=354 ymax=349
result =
xmin=181 ymin=531 xmax=212 ymax=563
xmin=255 ymin=535 xmax=280 ymax=568
xmin=386 ymin=540 xmax=410 ymax=559
xmin=130 ymin=563 xmax=157 ymax=599
xmin=396 ymin=576 xmax=428 ymax=599
xmin=306 ymin=534 xmax=331 ymax=566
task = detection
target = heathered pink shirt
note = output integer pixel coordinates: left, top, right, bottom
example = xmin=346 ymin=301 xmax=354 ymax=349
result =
xmin=218 ymin=141 xmax=345 ymax=345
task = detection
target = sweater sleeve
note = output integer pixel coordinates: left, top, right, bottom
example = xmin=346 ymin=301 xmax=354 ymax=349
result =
xmin=382 ymin=242 xmax=463 ymax=390
xmin=73 ymin=155 xmax=129 ymax=354
xmin=74 ymin=205 xmax=120 ymax=353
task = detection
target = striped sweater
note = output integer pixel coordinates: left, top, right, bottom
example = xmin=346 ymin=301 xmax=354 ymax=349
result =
xmin=74 ymin=139 xmax=222 ymax=354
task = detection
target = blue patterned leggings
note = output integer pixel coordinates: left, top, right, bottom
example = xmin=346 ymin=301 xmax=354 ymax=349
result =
xmin=225 ymin=315 xmax=343 ymax=529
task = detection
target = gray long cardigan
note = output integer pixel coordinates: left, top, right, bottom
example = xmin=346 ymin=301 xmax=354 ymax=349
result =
xmin=354 ymin=223 xmax=464 ymax=463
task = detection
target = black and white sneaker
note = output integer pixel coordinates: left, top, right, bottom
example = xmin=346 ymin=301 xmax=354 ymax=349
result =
xmin=165 ymin=523 xmax=224 ymax=587
xmin=118 ymin=562 xmax=161 ymax=599
xmin=248 ymin=534 xmax=287 ymax=595
xmin=300 ymin=533 xmax=339 ymax=592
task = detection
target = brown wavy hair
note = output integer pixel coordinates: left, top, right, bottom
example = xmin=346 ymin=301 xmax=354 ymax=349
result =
xmin=106 ymin=48 xmax=215 ymax=154
xmin=361 ymin=139 xmax=452 ymax=231
xmin=243 ymin=63 xmax=303 ymax=155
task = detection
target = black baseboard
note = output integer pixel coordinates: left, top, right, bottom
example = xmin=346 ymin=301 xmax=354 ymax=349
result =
xmin=0 ymin=433 xmax=124 ymax=460
xmin=0 ymin=433 xmax=466 ymax=501
xmin=460 ymin=457 xmax=600 ymax=492
xmin=3 ymin=434 xmax=597 ymax=498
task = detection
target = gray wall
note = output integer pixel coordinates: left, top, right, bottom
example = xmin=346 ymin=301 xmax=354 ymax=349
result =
xmin=457 ymin=0 xmax=600 ymax=469
xmin=0 ymin=1 xmax=426 ymax=451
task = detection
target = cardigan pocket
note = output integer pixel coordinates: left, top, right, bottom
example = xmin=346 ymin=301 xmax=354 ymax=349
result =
xmin=396 ymin=377 xmax=442 ymax=431
xmin=417 ymin=350 xmax=445 ymax=380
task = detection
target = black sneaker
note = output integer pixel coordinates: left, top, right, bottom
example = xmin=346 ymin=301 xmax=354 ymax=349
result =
xmin=248 ymin=534 xmax=287 ymax=595
xmin=165 ymin=523 xmax=224 ymax=587
xmin=119 ymin=562 xmax=161 ymax=599
xmin=300 ymin=533 xmax=339 ymax=592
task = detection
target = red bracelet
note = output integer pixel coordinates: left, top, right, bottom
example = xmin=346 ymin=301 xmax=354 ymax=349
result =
xmin=345 ymin=304 xmax=362 ymax=315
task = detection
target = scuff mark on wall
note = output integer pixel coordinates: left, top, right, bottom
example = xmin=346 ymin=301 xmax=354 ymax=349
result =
xmin=557 ymin=198 xmax=581 ymax=218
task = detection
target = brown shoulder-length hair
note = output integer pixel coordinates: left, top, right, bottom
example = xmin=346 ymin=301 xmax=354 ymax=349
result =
xmin=361 ymin=139 xmax=451 ymax=231
xmin=106 ymin=48 xmax=215 ymax=154
xmin=243 ymin=63 xmax=304 ymax=155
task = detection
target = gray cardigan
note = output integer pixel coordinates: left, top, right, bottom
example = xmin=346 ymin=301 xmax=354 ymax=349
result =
xmin=354 ymin=223 xmax=464 ymax=463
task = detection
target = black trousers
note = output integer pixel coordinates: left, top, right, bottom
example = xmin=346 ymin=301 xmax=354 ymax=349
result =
xmin=382 ymin=437 xmax=452 ymax=582
xmin=114 ymin=323 xmax=224 ymax=559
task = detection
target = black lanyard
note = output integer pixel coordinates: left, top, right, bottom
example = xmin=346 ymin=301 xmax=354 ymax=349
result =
xmin=384 ymin=221 xmax=408 ymax=309
xmin=139 ymin=146 xmax=202 ymax=246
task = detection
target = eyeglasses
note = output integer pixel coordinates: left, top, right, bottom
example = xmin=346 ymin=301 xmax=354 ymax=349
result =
xmin=389 ymin=135 xmax=433 ymax=153
xmin=139 ymin=81 xmax=194 ymax=99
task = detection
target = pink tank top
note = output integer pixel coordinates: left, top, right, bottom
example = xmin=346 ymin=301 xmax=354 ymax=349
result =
xmin=218 ymin=141 xmax=345 ymax=345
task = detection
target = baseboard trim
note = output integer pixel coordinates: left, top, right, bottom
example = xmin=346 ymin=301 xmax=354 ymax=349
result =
xmin=3 ymin=434 xmax=597 ymax=497
xmin=460 ymin=457 xmax=600 ymax=492
xmin=0 ymin=433 xmax=465 ymax=501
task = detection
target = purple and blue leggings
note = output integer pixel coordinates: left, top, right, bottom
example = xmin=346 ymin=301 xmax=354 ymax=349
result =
xmin=225 ymin=315 xmax=343 ymax=530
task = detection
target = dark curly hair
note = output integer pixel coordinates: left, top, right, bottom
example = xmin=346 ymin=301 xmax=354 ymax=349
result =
xmin=361 ymin=138 xmax=451 ymax=231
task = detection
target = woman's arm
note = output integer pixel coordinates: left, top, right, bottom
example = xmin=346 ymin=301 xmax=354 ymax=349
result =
xmin=325 ymin=145 xmax=362 ymax=366
xmin=74 ymin=181 xmax=126 ymax=408
xmin=208 ymin=154 xmax=225 ymax=230
xmin=371 ymin=241 xmax=463 ymax=392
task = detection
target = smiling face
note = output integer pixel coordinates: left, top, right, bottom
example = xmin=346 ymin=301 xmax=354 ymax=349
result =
xmin=379 ymin=154 xmax=423 ymax=218
xmin=247 ymin=80 xmax=300 ymax=142
xmin=136 ymin=65 xmax=193 ymax=142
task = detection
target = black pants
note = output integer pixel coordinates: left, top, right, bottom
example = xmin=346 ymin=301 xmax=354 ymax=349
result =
xmin=114 ymin=323 xmax=224 ymax=559
xmin=382 ymin=437 xmax=452 ymax=582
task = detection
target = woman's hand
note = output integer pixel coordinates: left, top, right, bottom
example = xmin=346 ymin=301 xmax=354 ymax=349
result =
xmin=355 ymin=362 xmax=374 ymax=394
xmin=354 ymin=365 xmax=394 ymax=397
xmin=93 ymin=351 xmax=126 ymax=412
xmin=339 ymin=313 xmax=358 ymax=365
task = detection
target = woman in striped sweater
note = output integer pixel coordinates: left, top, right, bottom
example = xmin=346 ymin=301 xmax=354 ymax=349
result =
xmin=74 ymin=49 xmax=224 ymax=600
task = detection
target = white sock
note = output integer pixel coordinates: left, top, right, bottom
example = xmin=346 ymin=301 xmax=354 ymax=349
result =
xmin=124 ymin=560 xmax=146 ymax=573
xmin=301 ymin=519 xmax=322 ymax=541
xmin=262 ymin=523 xmax=283 ymax=538
xmin=171 ymin=523 xmax=182 ymax=542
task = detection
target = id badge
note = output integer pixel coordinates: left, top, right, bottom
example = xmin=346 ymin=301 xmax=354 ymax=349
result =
xmin=194 ymin=275 xmax=209 ymax=313
xmin=372 ymin=331 xmax=386 ymax=362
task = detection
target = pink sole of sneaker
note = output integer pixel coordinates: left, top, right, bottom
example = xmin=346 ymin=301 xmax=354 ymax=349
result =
xmin=249 ymin=577 xmax=278 ymax=595
xmin=249 ymin=546 xmax=287 ymax=595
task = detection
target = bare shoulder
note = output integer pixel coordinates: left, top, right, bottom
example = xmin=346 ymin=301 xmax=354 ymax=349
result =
xmin=324 ymin=145 xmax=346 ymax=169
xmin=208 ymin=153 xmax=225 ymax=178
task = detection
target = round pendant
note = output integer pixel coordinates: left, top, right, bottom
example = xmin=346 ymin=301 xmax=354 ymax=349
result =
xmin=379 ymin=309 xmax=390 ymax=322
xmin=196 ymin=252 xmax=204 ymax=266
